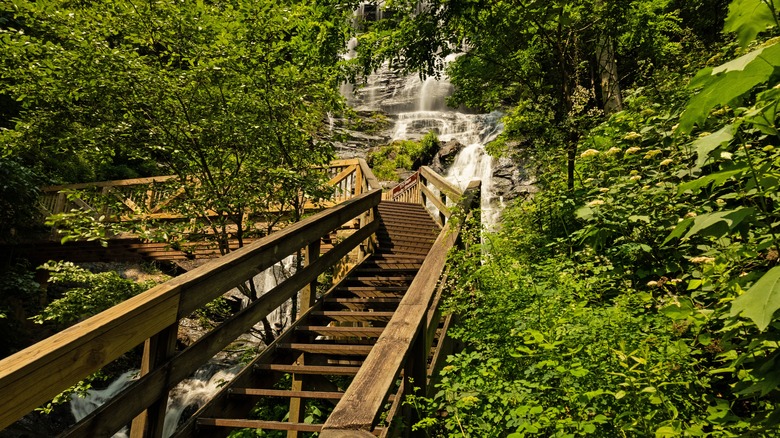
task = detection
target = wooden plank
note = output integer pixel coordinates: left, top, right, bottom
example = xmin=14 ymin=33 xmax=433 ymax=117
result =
xmin=420 ymin=166 xmax=461 ymax=201
xmin=62 ymin=217 xmax=379 ymax=437
xmin=358 ymin=159 xmax=381 ymax=191
xmin=42 ymin=175 xmax=178 ymax=192
xmin=320 ymin=181 xmax=480 ymax=433
xmin=296 ymin=326 xmax=385 ymax=338
xmin=255 ymin=364 xmax=362 ymax=375
xmin=230 ymin=389 xmax=345 ymax=399
xmin=198 ymin=419 xmax=323 ymax=432
xmin=419 ymin=184 xmax=450 ymax=218
xmin=327 ymin=165 xmax=357 ymax=188
xmin=278 ymin=343 xmax=374 ymax=356
xmin=0 ymin=288 xmax=180 ymax=431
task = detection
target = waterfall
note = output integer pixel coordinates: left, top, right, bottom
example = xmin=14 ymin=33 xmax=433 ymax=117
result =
xmin=70 ymin=365 xmax=238 ymax=438
xmin=68 ymin=256 xmax=296 ymax=436
xmin=343 ymin=41 xmax=505 ymax=227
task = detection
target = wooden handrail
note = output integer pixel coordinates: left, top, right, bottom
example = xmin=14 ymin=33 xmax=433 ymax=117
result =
xmin=320 ymin=180 xmax=481 ymax=436
xmin=39 ymin=159 xmax=368 ymax=219
xmin=0 ymin=187 xmax=382 ymax=433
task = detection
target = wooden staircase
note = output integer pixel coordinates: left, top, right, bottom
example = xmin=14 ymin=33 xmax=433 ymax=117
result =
xmin=175 ymin=201 xmax=440 ymax=437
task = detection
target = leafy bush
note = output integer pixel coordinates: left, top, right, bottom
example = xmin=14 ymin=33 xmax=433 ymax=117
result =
xmin=412 ymin=2 xmax=780 ymax=435
xmin=367 ymin=132 xmax=441 ymax=181
xmin=33 ymin=261 xmax=156 ymax=326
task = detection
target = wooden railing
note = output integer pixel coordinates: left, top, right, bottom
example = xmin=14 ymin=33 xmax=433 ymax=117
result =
xmin=40 ymin=159 xmax=372 ymax=220
xmin=0 ymin=165 xmax=383 ymax=436
xmin=321 ymin=178 xmax=481 ymax=437
xmin=384 ymin=166 xmax=463 ymax=226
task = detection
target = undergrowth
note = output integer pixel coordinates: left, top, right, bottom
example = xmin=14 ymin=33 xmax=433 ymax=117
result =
xmin=410 ymin=2 xmax=780 ymax=436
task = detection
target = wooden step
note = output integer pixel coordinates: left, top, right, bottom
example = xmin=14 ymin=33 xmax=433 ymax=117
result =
xmin=255 ymin=364 xmax=362 ymax=375
xmin=296 ymin=325 xmax=385 ymax=338
xmin=348 ymin=275 xmax=415 ymax=282
xmin=278 ymin=343 xmax=374 ymax=355
xmin=198 ymin=419 xmax=322 ymax=432
xmin=312 ymin=311 xmax=395 ymax=322
xmin=327 ymin=297 xmax=402 ymax=305
xmin=229 ymin=388 xmax=344 ymax=399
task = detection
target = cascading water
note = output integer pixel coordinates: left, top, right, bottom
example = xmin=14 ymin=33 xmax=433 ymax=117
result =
xmin=343 ymin=48 xmax=505 ymax=228
xmin=70 ymin=366 xmax=239 ymax=438
xmin=69 ymin=257 xmax=296 ymax=436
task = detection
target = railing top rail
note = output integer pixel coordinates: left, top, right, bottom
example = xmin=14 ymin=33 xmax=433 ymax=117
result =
xmin=420 ymin=166 xmax=461 ymax=200
xmin=320 ymin=180 xmax=481 ymax=435
xmin=0 ymin=188 xmax=381 ymax=431
xmin=357 ymin=158 xmax=381 ymax=192
xmin=42 ymin=175 xmax=179 ymax=192
xmin=41 ymin=159 xmax=365 ymax=193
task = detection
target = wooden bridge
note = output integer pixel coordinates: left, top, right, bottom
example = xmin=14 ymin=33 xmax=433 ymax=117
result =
xmin=8 ymin=160 xmax=373 ymax=265
xmin=0 ymin=162 xmax=480 ymax=437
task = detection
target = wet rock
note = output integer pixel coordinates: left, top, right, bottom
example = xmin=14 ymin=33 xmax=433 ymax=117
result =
xmin=431 ymin=140 xmax=465 ymax=174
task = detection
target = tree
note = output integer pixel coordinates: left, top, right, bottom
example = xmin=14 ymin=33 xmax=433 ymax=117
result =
xmin=349 ymin=0 xmax=711 ymax=189
xmin=1 ymin=0 xmax=354 ymax=253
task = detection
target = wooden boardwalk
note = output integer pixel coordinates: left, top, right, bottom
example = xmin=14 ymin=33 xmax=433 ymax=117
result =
xmin=175 ymin=201 xmax=440 ymax=436
xmin=0 ymin=163 xmax=480 ymax=438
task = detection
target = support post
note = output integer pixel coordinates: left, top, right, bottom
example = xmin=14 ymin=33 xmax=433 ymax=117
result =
xmin=129 ymin=323 xmax=178 ymax=438
xmin=402 ymin=326 xmax=428 ymax=437
xmin=288 ymin=240 xmax=321 ymax=437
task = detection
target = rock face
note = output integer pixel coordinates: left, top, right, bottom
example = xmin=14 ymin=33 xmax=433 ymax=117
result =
xmin=430 ymin=139 xmax=465 ymax=174
xmin=492 ymin=155 xmax=538 ymax=202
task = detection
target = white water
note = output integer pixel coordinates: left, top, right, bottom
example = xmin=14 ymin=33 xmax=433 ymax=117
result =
xmin=69 ymin=256 xmax=296 ymax=436
xmin=344 ymin=48 xmax=504 ymax=228
xmin=70 ymin=365 xmax=238 ymax=438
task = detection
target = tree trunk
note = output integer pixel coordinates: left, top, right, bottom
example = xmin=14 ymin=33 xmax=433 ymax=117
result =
xmin=595 ymin=34 xmax=622 ymax=114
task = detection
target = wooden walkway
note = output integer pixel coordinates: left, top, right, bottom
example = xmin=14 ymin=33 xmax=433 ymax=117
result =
xmin=0 ymin=163 xmax=480 ymax=438
xmin=175 ymin=201 xmax=440 ymax=436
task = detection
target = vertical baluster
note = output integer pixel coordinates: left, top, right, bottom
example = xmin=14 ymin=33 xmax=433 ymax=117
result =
xmin=130 ymin=324 xmax=178 ymax=438
xmin=288 ymin=240 xmax=321 ymax=437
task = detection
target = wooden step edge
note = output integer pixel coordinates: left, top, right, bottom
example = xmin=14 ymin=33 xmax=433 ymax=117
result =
xmin=254 ymin=364 xmax=362 ymax=375
xmin=329 ymin=297 xmax=403 ymax=303
xmin=278 ymin=343 xmax=374 ymax=355
xmin=313 ymin=311 xmax=396 ymax=317
xmin=197 ymin=419 xmax=322 ymax=432
xmin=297 ymin=325 xmax=385 ymax=337
xmin=229 ymin=388 xmax=344 ymax=399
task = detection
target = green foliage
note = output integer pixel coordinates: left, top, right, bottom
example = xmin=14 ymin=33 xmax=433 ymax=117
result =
xmin=0 ymin=0 xmax=353 ymax=250
xmin=33 ymin=261 xmax=156 ymax=326
xmin=367 ymin=132 xmax=439 ymax=181
xmin=411 ymin=2 xmax=780 ymax=434
xmin=0 ymin=157 xmax=42 ymax=241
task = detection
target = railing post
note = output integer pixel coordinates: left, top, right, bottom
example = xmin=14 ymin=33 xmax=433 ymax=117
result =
xmin=130 ymin=323 xmax=178 ymax=438
xmin=288 ymin=239 xmax=321 ymax=437
xmin=403 ymin=325 xmax=428 ymax=437
xmin=439 ymin=190 xmax=447 ymax=225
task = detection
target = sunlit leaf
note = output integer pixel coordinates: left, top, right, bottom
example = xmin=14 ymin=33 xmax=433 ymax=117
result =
xmin=677 ymin=164 xmax=748 ymax=194
xmin=679 ymin=42 xmax=780 ymax=133
xmin=683 ymin=207 xmax=755 ymax=239
xmin=731 ymin=266 xmax=780 ymax=331
xmin=724 ymin=0 xmax=780 ymax=47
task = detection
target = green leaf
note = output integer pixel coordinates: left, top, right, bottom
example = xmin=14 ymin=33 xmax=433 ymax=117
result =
xmin=683 ymin=207 xmax=755 ymax=239
xmin=692 ymin=125 xmax=735 ymax=168
xmin=677 ymin=164 xmax=748 ymax=194
xmin=679 ymin=42 xmax=780 ymax=133
xmin=663 ymin=217 xmax=694 ymax=245
xmin=731 ymin=266 xmax=780 ymax=331
xmin=724 ymin=0 xmax=780 ymax=47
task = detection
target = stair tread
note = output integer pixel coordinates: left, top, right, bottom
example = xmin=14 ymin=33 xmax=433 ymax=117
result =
xmin=230 ymin=388 xmax=344 ymax=399
xmin=255 ymin=364 xmax=362 ymax=375
xmin=278 ymin=343 xmax=374 ymax=355
xmin=197 ymin=419 xmax=323 ymax=432
xmin=296 ymin=325 xmax=385 ymax=337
